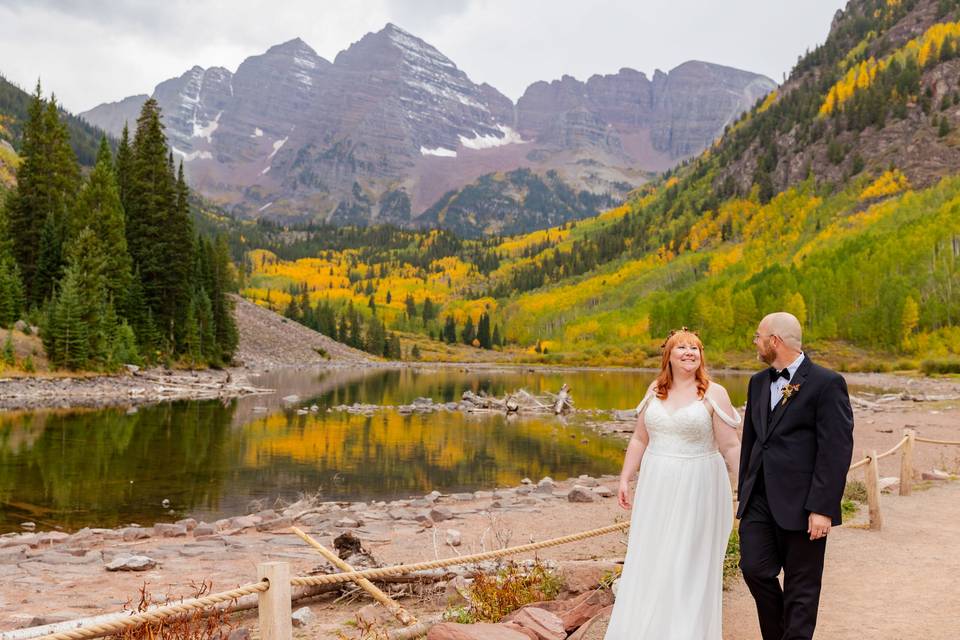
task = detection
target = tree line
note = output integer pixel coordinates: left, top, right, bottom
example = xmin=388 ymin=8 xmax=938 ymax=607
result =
xmin=0 ymin=85 xmax=237 ymax=370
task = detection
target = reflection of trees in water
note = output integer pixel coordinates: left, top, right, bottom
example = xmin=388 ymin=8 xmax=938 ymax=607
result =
xmin=0 ymin=401 xmax=237 ymax=532
xmin=235 ymin=410 xmax=625 ymax=502
xmin=0 ymin=370 xmax=757 ymax=532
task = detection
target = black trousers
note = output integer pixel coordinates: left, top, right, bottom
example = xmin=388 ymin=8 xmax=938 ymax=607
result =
xmin=739 ymin=473 xmax=827 ymax=640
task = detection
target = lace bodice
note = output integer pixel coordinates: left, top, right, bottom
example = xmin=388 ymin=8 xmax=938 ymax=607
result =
xmin=636 ymin=388 xmax=740 ymax=457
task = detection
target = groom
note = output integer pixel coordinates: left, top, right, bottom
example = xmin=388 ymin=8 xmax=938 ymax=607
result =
xmin=738 ymin=312 xmax=854 ymax=640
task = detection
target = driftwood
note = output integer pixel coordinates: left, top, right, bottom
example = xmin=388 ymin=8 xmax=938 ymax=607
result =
xmin=460 ymin=386 xmax=573 ymax=415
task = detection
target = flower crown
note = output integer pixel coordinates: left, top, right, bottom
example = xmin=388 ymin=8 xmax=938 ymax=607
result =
xmin=660 ymin=326 xmax=701 ymax=351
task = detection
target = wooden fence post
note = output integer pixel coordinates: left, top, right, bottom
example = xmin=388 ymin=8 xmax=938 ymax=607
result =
xmin=865 ymin=450 xmax=882 ymax=531
xmin=258 ymin=562 xmax=292 ymax=640
xmin=899 ymin=429 xmax=916 ymax=496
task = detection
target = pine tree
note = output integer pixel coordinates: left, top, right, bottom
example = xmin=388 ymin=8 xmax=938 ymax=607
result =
xmin=387 ymin=332 xmax=401 ymax=360
xmin=72 ymin=137 xmax=132 ymax=306
xmin=491 ymin=324 xmax=502 ymax=349
xmin=461 ymin=316 xmax=476 ymax=345
xmin=405 ymin=294 xmax=417 ymax=319
xmin=366 ymin=315 xmax=386 ymax=357
xmin=114 ymin=123 xmax=133 ymax=216
xmin=477 ymin=312 xmax=491 ymax=349
xmin=211 ymin=236 xmax=238 ymax=361
xmin=385 ymin=290 xmax=392 ymax=304
xmin=422 ymin=297 xmax=435 ymax=322
xmin=49 ymin=265 xmax=89 ymax=370
xmin=0 ymin=260 xmax=24 ymax=328
xmin=411 ymin=344 xmax=421 ymax=359
xmin=127 ymin=98 xmax=192 ymax=352
xmin=443 ymin=315 xmax=457 ymax=344
xmin=6 ymin=86 xmax=81 ymax=304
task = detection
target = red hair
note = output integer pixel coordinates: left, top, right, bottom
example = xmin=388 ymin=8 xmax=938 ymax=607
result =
xmin=654 ymin=330 xmax=711 ymax=400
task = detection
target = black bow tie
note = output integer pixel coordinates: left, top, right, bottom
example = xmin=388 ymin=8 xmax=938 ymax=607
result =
xmin=769 ymin=367 xmax=791 ymax=382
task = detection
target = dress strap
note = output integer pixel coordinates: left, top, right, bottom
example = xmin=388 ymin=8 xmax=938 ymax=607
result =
xmin=705 ymin=395 xmax=741 ymax=427
xmin=636 ymin=390 xmax=656 ymax=414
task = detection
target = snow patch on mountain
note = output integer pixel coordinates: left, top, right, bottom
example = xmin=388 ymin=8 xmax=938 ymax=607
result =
xmin=252 ymin=128 xmax=264 ymax=138
xmin=193 ymin=111 xmax=222 ymax=142
xmin=459 ymin=125 xmax=527 ymax=150
xmin=172 ymin=146 xmax=213 ymax=162
xmin=267 ymin=137 xmax=288 ymax=160
xmin=420 ymin=145 xmax=457 ymax=158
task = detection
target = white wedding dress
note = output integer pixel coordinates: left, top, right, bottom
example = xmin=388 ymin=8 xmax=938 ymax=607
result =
xmin=604 ymin=387 xmax=740 ymax=639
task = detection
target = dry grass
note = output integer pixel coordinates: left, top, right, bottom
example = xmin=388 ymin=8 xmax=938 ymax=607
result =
xmin=108 ymin=581 xmax=236 ymax=640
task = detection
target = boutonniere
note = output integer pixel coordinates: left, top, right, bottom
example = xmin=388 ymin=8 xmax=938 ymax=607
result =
xmin=781 ymin=383 xmax=801 ymax=403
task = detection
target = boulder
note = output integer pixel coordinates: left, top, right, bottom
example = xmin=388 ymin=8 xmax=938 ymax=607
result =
xmin=592 ymin=486 xmax=614 ymax=498
xmin=500 ymin=623 xmax=539 ymax=640
xmin=576 ymin=475 xmax=599 ymax=487
xmin=175 ymin=518 xmax=198 ymax=531
xmin=506 ymin=607 xmax=566 ymax=640
xmin=193 ymin=522 xmax=216 ymax=537
xmin=291 ymin=606 xmax=315 ymax=627
xmin=120 ymin=527 xmax=151 ymax=542
xmin=443 ymin=575 xmax=473 ymax=606
xmin=356 ymin=603 xmax=391 ymax=627
xmin=335 ymin=518 xmax=360 ymax=528
xmin=256 ymin=516 xmax=293 ymax=532
xmin=556 ymin=560 xmax=621 ymax=593
xmin=566 ymin=606 xmax=614 ymax=640
xmin=153 ymin=523 xmax=188 ymax=538
xmin=35 ymin=531 xmax=70 ymax=545
xmin=445 ymin=529 xmax=462 ymax=547
xmin=430 ymin=506 xmax=454 ymax=522
xmin=567 ymin=486 xmax=596 ymax=503
xmin=922 ymin=469 xmax=951 ymax=481
xmin=427 ymin=623 xmax=532 ymax=640
xmin=105 ymin=555 xmax=157 ymax=571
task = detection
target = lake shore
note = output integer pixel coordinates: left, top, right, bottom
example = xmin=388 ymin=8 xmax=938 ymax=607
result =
xmin=1 ymin=399 xmax=958 ymax=637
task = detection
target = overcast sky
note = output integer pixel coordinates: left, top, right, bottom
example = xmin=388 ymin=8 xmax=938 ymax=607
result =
xmin=0 ymin=0 xmax=847 ymax=114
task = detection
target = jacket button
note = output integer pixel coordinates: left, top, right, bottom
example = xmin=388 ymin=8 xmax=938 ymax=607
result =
xmin=762 ymin=444 xmax=769 ymax=450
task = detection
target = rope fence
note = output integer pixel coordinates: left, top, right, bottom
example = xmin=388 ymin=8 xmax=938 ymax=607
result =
xmin=15 ymin=428 xmax=959 ymax=640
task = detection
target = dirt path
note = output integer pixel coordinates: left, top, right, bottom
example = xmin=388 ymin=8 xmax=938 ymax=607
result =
xmin=0 ymin=380 xmax=957 ymax=637
xmin=723 ymin=480 xmax=960 ymax=639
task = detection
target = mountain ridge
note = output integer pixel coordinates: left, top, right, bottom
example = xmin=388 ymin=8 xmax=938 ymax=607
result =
xmin=80 ymin=23 xmax=775 ymax=234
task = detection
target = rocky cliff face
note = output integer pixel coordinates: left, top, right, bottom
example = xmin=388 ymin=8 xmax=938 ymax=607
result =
xmin=81 ymin=23 xmax=775 ymax=233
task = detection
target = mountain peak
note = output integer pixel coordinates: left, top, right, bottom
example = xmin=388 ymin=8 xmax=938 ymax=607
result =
xmin=267 ymin=37 xmax=320 ymax=58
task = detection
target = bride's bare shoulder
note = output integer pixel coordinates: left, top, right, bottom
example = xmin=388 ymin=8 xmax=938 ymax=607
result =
xmin=704 ymin=381 xmax=732 ymax=402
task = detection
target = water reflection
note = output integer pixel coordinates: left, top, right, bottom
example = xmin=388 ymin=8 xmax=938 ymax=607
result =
xmin=0 ymin=366 xmax=756 ymax=532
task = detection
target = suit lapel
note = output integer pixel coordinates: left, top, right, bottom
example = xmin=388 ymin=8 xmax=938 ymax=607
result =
xmin=757 ymin=376 xmax=771 ymax=441
xmin=763 ymin=356 xmax=813 ymax=443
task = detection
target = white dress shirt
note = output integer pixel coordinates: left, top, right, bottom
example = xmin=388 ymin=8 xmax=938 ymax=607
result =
xmin=770 ymin=352 xmax=805 ymax=410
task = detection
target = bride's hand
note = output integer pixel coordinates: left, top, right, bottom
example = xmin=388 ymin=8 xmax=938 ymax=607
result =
xmin=618 ymin=478 xmax=632 ymax=510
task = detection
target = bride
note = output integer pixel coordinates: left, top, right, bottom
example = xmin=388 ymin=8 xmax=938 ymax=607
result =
xmin=605 ymin=328 xmax=742 ymax=639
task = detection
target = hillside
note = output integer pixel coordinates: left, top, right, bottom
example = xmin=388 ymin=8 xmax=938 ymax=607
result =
xmin=0 ymin=75 xmax=111 ymax=166
xmin=229 ymin=0 xmax=960 ymax=369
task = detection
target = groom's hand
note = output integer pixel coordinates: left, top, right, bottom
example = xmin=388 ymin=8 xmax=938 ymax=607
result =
xmin=617 ymin=479 xmax=632 ymax=510
xmin=808 ymin=512 xmax=832 ymax=540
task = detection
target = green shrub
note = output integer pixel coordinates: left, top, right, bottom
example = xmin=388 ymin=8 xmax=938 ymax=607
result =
xmin=921 ymin=358 xmax=960 ymax=375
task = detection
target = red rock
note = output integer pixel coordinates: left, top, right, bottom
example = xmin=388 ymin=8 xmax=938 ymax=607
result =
xmin=556 ymin=560 xmax=621 ymax=593
xmin=566 ymin=605 xmax=614 ymax=640
xmin=427 ymin=622 xmax=532 ymax=640
xmin=508 ymin=607 xmax=566 ymax=640
xmin=501 ymin=623 xmax=539 ymax=640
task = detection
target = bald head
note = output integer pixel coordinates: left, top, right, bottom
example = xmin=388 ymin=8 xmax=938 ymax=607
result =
xmin=761 ymin=312 xmax=803 ymax=351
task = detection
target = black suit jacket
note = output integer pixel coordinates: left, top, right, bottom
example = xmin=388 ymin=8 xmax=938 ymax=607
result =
xmin=737 ymin=356 xmax=854 ymax=531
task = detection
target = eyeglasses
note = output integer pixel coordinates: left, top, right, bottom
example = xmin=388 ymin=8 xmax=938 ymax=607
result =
xmin=752 ymin=333 xmax=777 ymax=343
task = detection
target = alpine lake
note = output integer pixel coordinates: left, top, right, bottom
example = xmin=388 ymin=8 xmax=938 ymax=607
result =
xmin=0 ymin=366 xmax=858 ymax=533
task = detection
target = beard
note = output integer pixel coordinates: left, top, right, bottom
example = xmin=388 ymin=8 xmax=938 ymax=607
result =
xmin=756 ymin=342 xmax=776 ymax=365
